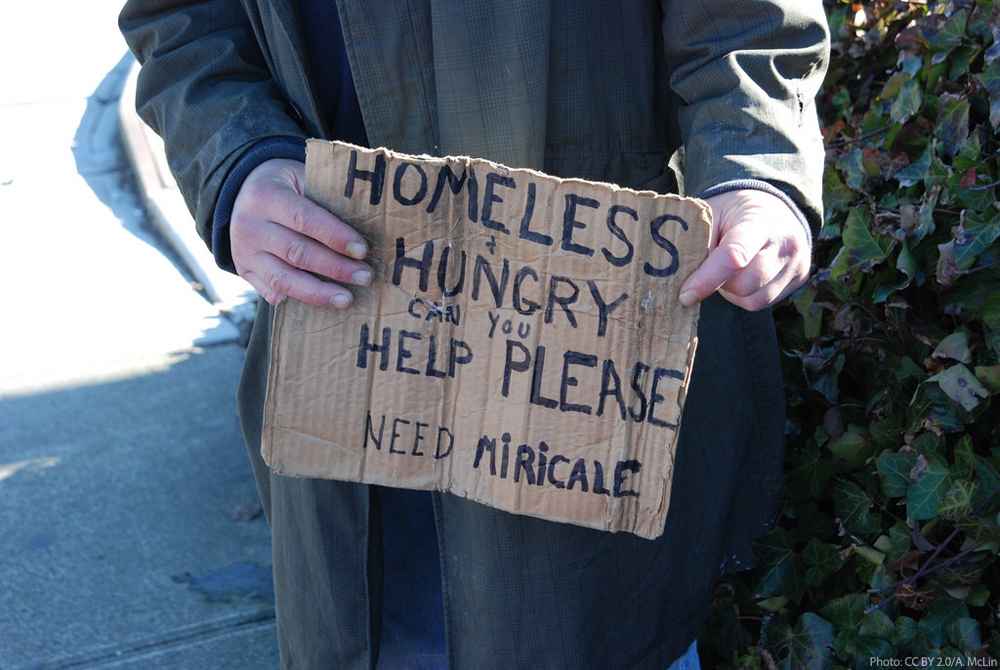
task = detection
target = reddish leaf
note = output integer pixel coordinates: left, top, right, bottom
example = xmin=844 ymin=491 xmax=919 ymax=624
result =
xmin=959 ymin=168 xmax=976 ymax=189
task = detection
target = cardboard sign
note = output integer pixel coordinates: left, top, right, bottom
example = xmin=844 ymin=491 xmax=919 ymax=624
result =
xmin=261 ymin=140 xmax=711 ymax=539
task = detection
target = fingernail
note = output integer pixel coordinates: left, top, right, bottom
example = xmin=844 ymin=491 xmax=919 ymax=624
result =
xmin=331 ymin=292 xmax=352 ymax=308
xmin=679 ymin=290 xmax=696 ymax=307
xmin=347 ymin=241 xmax=368 ymax=260
xmin=351 ymin=269 xmax=372 ymax=286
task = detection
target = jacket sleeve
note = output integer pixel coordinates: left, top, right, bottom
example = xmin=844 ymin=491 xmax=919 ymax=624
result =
xmin=119 ymin=0 xmax=308 ymax=254
xmin=661 ymin=0 xmax=830 ymax=241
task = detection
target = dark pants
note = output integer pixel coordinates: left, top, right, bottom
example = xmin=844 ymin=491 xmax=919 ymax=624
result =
xmin=237 ymin=294 xmax=786 ymax=669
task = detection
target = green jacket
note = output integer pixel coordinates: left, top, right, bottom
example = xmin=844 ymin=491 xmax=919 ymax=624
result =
xmin=120 ymin=0 xmax=829 ymax=254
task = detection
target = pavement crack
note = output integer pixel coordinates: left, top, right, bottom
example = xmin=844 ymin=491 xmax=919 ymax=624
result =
xmin=27 ymin=607 xmax=276 ymax=669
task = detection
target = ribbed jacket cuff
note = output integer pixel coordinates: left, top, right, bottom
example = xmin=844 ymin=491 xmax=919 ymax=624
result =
xmin=211 ymin=136 xmax=308 ymax=274
xmin=698 ymin=179 xmax=814 ymax=250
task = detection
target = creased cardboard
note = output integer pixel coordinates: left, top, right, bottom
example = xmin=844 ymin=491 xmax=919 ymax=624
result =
xmin=261 ymin=140 xmax=712 ymax=539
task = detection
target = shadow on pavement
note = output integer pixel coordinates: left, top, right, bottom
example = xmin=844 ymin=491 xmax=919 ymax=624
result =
xmin=0 ymin=347 xmax=276 ymax=669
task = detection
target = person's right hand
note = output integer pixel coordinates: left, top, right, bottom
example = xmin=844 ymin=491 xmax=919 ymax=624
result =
xmin=230 ymin=158 xmax=372 ymax=307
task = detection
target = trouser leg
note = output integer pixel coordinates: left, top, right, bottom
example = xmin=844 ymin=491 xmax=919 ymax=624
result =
xmin=238 ymin=300 xmax=381 ymax=669
xmin=271 ymin=476 xmax=381 ymax=669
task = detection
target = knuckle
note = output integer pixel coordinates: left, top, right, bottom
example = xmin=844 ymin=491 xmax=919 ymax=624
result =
xmin=285 ymin=239 xmax=307 ymax=266
xmin=722 ymin=243 xmax=753 ymax=270
xmin=269 ymin=270 xmax=291 ymax=294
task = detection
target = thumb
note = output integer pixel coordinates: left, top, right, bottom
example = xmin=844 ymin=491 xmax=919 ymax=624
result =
xmin=679 ymin=215 xmax=769 ymax=306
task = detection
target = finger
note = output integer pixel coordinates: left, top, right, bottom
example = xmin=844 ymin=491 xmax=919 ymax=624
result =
xmin=262 ymin=223 xmax=373 ymax=287
xmin=264 ymin=187 xmax=369 ymax=260
xmin=720 ymin=256 xmax=809 ymax=312
xmin=254 ymin=252 xmax=354 ymax=308
xmin=241 ymin=270 xmax=286 ymax=306
xmin=720 ymin=241 xmax=782 ymax=298
xmin=679 ymin=222 xmax=770 ymax=306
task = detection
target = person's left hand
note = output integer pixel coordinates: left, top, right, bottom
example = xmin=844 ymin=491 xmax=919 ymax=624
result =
xmin=678 ymin=189 xmax=811 ymax=311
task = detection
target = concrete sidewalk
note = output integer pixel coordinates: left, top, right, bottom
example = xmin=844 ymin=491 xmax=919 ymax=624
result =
xmin=0 ymin=4 xmax=275 ymax=668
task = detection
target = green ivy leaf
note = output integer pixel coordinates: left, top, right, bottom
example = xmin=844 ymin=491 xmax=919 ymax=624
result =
xmin=803 ymin=539 xmax=844 ymax=588
xmin=829 ymin=208 xmax=891 ymax=280
xmin=975 ymin=365 xmax=1000 ymax=393
xmin=955 ymin=435 xmax=977 ymax=480
xmin=753 ymin=529 xmax=803 ymax=601
xmin=934 ymin=94 xmax=971 ymax=157
xmin=859 ymin=609 xmax=895 ymax=639
xmin=975 ymin=57 xmax=1000 ymax=129
xmin=885 ymin=522 xmax=913 ymax=563
xmin=929 ymin=10 xmax=969 ymax=59
xmin=853 ymin=544 xmax=885 ymax=566
xmin=918 ymin=598 xmax=970 ymax=647
xmin=907 ymin=455 xmax=953 ymax=521
xmin=896 ymin=239 xmax=918 ymax=280
xmin=891 ymin=78 xmax=923 ymax=123
xmin=758 ymin=596 xmax=788 ymax=612
xmin=873 ymin=240 xmax=918 ymax=303
xmin=967 ymin=584 xmax=990 ymax=607
xmin=823 ymin=167 xmax=857 ymax=219
xmin=793 ymin=285 xmax=823 ymax=340
xmin=775 ymin=613 xmax=834 ymax=670
xmin=940 ymin=479 xmax=977 ymax=520
xmin=950 ymin=213 xmax=1000 ymax=271
xmin=878 ymin=450 xmax=918 ymax=498
xmin=911 ymin=184 xmax=941 ymax=244
xmin=973 ymin=457 xmax=1000 ymax=513
xmin=952 ymin=138 xmax=995 ymax=211
xmin=879 ymin=71 xmax=909 ymax=100
xmin=948 ymin=44 xmax=980 ymax=79
xmin=983 ymin=291 xmax=1000 ymax=331
xmin=868 ymin=563 xmax=896 ymax=593
xmin=849 ymin=634 xmax=895 ymax=667
xmin=894 ymin=616 xmax=918 ymax=646
xmin=787 ymin=442 xmax=835 ymax=501
xmin=833 ymin=478 xmax=881 ymax=535
xmin=840 ymin=148 xmax=868 ymax=191
xmin=820 ymin=593 xmax=867 ymax=630
xmin=900 ymin=50 xmax=923 ymax=76
xmin=894 ymin=143 xmax=933 ymax=188
xmin=829 ymin=426 xmax=871 ymax=468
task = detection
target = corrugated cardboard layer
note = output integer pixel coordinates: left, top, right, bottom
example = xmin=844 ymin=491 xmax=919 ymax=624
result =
xmin=262 ymin=140 xmax=711 ymax=539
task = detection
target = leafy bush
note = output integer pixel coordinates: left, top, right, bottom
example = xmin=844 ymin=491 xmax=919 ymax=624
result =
xmin=701 ymin=1 xmax=1000 ymax=667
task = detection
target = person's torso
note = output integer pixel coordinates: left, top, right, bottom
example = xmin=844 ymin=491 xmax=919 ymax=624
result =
xmin=243 ymin=0 xmax=683 ymax=192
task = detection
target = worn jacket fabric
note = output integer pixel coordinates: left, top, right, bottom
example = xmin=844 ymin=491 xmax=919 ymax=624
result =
xmin=120 ymin=2 xmax=829 ymax=667
xmin=120 ymin=0 xmax=828 ymax=248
